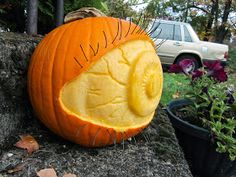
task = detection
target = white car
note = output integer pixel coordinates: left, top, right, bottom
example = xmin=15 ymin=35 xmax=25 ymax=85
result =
xmin=148 ymin=20 xmax=229 ymax=69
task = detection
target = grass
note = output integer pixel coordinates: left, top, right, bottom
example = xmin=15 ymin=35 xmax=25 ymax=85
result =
xmin=160 ymin=71 xmax=236 ymax=107
xmin=228 ymin=48 xmax=236 ymax=73
xmin=160 ymin=48 xmax=236 ymax=106
xmin=160 ymin=73 xmax=188 ymax=106
xmin=227 ymin=48 xmax=236 ymax=73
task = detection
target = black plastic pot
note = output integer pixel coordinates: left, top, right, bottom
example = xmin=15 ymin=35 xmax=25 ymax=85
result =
xmin=166 ymin=99 xmax=236 ymax=177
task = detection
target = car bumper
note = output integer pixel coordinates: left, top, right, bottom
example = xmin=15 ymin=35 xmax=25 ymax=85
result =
xmin=202 ymin=59 xmax=227 ymax=67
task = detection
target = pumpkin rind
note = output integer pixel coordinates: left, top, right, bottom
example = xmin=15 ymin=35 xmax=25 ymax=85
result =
xmin=28 ymin=17 xmax=163 ymax=147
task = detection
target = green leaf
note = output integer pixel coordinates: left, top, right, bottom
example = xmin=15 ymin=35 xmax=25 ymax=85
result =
xmin=230 ymin=104 xmax=236 ymax=111
xmin=100 ymin=2 xmax=108 ymax=12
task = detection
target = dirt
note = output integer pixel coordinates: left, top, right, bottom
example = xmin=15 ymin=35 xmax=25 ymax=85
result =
xmin=0 ymin=108 xmax=192 ymax=177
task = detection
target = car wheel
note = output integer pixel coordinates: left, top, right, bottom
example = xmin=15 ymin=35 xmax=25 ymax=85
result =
xmin=175 ymin=55 xmax=200 ymax=72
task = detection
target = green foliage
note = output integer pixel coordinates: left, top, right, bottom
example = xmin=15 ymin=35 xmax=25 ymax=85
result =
xmin=38 ymin=0 xmax=108 ymax=34
xmin=0 ymin=0 xmax=25 ymax=32
xmin=168 ymin=58 xmax=236 ymax=160
xmin=0 ymin=0 xmax=108 ymax=34
xmin=228 ymin=48 xmax=236 ymax=73
xmin=160 ymin=73 xmax=188 ymax=106
xmin=0 ymin=0 xmax=234 ymax=39
xmin=143 ymin=0 xmax=236 ymax=42
xmin=64 ymin=0 xmax=107 ymax=14
xmin=37 ymin=0 xmax=55 ymax=34
xmin=105 ymin=0 xmax=137 ymax=19
xmin=183 ymin=74 xmax=236 ymax=160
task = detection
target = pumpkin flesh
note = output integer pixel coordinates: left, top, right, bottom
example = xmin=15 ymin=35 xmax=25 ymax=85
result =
xmin=60 ymin=39 xmax=162 ymax=132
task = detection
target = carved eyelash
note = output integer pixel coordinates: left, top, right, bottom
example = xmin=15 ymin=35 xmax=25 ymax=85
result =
xmin=74 ymin=16 xmax=166 ymax=69
xmin=89 ymin=44 xmax=96 ymax=56
xmin=74 ymin=57 xmax=83 ymax=68
xmin=131 ymin=14 xmax=143 ymax=34
xmin=119 ymin=18 xmax=123 ymax=40
xmin=103 ymin=31 xmax=108 ymax=48
xmin=95 ymin=43 xmax=99 ymax=55
xmin=112 ymin=20 xmax=120 ymax=44
xmin=124 ymin=18 xmax=132 ymax=37
xmin=156 ymin=38 xmax=167 ymax=50
xmin=138 ymin=16 xmax=150 ymax=35
xmin=152 ymin=28 xmax=162 ymax=39
xmin=146 ymin=17 xmax=158 ymax=35
xmin=80 ymin=44 xmax=88 ymax=61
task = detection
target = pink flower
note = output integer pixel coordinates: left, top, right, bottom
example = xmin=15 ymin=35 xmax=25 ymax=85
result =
xmin=203 ymin=61 xmax=222 ymax=71
xmin=204 ymin=61 xmax=227 ymax=82
xmin=169 ymin=59 xmax=195 ymax=74
xmin=211 ymin=68 xmax=228 ymax=82
xmin=192 ymin=70 xmax=204 ymax=80
xmin=168 ymin=64 xmax=182 ymax=73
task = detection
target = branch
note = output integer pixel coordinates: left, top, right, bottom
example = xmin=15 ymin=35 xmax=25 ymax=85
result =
xmin=230 ymin=16 xmax=236 ymax=27
xmin=181 ymin=4 xmax=210 ymax=14
xmin=129 ymin=2 xmax=148 ymax=6
xmin=128 ymin=0 xmax=149 ymax=6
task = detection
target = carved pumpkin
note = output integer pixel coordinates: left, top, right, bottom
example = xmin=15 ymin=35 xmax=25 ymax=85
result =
xmin=28 ymin=17 xmax=163 ymax=147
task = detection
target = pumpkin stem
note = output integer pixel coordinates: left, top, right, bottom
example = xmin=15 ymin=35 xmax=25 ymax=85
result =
xmin=64 ymin=7 xmax=106 ymax=23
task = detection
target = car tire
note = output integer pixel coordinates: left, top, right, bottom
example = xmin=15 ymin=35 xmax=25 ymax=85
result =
xmin=175 ymin=55 xmax=200 ymax=71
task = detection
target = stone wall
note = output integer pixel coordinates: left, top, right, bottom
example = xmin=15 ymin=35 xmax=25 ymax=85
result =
xmin=0 ymin=32 xmax=42 ymax=146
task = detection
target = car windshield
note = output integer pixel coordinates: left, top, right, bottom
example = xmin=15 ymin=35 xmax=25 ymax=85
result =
xmin=149 ymin=22 xmax=174 ymax=40
xmin=148 ymin=20 xmax=200 ymax=42
xmin=149 ymin=22 xmax=161 ymax=38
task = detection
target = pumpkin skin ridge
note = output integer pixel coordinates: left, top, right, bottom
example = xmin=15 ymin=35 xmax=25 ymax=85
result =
xmin=28 ymin=35 xmax=46 ymax=117
xmin=51 ymin=22 xmax=77 ymax=138
xmin=66 ymin=17 xmax=155 ymax=72
xmin=28 ymin=17 xmax=162 ymax=147
xmin=64 ymin=17 xmax=154 ymax=86
xmin=55 ymin=105 xmax=148 ymax=147
xmin=41 ymin=23 xmax=74 ymax=136
xmin=28 ymin=29 xmax=64 ymax=134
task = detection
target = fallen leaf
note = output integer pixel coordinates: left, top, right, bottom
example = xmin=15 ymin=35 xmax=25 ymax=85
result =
xmin=172 ymin=91 xmax=180 ymax=99
xmin=37 ymin=168 xmax=57 ymax=177
xmin=63 ymin=173 xmax=77 ymax=177
xmin=14 ymin=135 xmax=39 ymax=154
xmin=7 ymin=163 xmax=24 ymax=174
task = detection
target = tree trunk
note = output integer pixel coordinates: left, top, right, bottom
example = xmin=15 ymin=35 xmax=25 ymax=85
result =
xmin=214 ymin=0 xmax=232 ymax=43
xmin=55 ymin=0 xmax=64 ymax=27
xmin=204 ymin=0 xmax=218 ymax=41
xmin=26 ymin=0 xmax=38 ymax=35
xmin=184 ymin=0 xmax=190 ymax=22
xmin=214 ymin=0 xmax=219 ymax=27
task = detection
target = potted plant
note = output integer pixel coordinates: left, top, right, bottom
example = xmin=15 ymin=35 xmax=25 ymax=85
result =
xmin=166 ymin=59 xmax=236 ymax=177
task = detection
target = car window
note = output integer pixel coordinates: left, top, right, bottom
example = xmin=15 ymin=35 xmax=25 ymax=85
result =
xmin=174 ymin=25 xmax=181 ymax=41
xmin=184 ymin=26 xmax=192 ymax=42
xmin=150 ymin=23 xmax=174 ymax=40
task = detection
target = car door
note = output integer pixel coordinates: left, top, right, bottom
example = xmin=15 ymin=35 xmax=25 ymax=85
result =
xmin=151 ymin=22 xmax=184 ymax=64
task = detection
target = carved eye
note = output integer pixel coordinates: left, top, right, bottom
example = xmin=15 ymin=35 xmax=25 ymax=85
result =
xmin=28 ymin=17 xmax=163 ymax=147
xmin=128 ymin=49 xmax=163 ymax=117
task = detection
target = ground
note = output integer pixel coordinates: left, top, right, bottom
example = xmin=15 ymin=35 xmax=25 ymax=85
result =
xmin=0 ymin=108 xmax=192 ymax=177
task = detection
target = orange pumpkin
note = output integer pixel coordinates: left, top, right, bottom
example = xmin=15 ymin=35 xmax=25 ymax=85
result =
xmin=28 ymin=17 xmax=163 ymax=147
